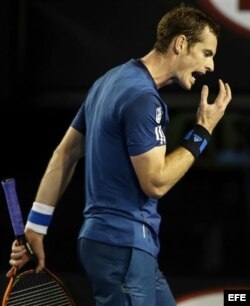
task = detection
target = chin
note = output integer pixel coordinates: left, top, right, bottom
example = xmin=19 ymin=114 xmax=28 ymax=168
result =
xmin=180 ymin=82 xmax=192 ymax=91
xmin=177 ymin=78 xmax=192 ymax=90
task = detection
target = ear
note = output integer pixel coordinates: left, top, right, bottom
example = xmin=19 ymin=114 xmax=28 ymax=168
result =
xmin=173 ymin=35 xmax=187 ymax=54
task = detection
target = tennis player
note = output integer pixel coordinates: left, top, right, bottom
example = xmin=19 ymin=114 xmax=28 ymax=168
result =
xmin=8 ymin=6 xmax=231 ymax=306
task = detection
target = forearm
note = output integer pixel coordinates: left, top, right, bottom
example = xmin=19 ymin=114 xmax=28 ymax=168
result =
xmin=148 ymin=124 xmax=211 ymax=197
xmin=35 ymin=148 xmax=78 ymax=206
xmin=131 ymin=144 xmax=195 ymax=198
xmin=25 ymin=127 xmax=83 ymax=235
xmin=152 ymin=146 xmax=195 ymax=197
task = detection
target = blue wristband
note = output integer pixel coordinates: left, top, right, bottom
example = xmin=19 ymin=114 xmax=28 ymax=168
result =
xmin=182 ymin=124 xmax=211 ymax=159
xmin=26 ymin=202 xmax=55 ymax=235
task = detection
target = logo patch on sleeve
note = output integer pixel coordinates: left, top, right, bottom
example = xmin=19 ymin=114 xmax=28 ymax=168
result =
xmin=156 ymin=107 xmax=163 ymax=124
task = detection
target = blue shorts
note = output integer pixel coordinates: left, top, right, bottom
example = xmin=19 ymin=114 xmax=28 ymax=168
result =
xmin=78 ymin=237 xmax=176 ymax=306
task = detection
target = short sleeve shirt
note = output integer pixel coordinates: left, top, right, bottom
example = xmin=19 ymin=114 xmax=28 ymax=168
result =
xmin=71 ymin=59 xmax=169 ymax=257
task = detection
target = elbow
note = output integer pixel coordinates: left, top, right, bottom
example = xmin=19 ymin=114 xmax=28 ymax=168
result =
xmin=141 ymin=184 xmax=171 ymax=199
xmin=53 ymin=145 xmax=82 ymax=163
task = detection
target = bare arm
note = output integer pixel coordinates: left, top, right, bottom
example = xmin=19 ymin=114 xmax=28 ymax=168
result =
xmin=34 ymin=126 xmax=85 ymax=206
xmin=131 ymin=145 xmax=193 ymax=198
xmin=7 ymin=127 xmax=84 ymax=275
xmin=131 ymin=80 xmax=232 ymax=198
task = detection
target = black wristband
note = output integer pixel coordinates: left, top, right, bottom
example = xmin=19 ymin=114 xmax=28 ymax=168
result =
xmin=182 ymin=124 xmax=211 ymax=159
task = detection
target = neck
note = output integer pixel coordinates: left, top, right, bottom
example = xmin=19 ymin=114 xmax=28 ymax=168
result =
xmin=140 ymin=49 xmax=175 ymax=89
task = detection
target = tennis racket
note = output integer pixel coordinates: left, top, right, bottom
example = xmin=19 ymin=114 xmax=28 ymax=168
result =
xmin=1 ymin=178 xmax=76 ymax=306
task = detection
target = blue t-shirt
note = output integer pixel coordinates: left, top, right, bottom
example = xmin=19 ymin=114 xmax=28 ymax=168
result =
xmin=71 ymin=59 xmax=169 ymax=257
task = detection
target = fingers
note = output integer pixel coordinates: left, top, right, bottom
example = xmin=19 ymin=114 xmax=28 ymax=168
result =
xmin=7 ymin=248 xmax=30 ymax=277
xmin=9 ymin=241 xmax=27 ymax=264
xmin=224 ymin=82 xmax=232 ymax=103
xmin=24 ymin=230 xmax=46 ymax=273
xmin=7 ymin=247 xmax=45 ymax=276
xmin=35 ymin=248 xmax=45 ymax=272
xmin=217 ymin=79 xmax=232 ymax=105
xmin=8 ymin=249 xmax=45 ymax=275
xmin=8 ymin=232 xmax=46 ymax=276
xmin=10 ymin=241 xmax=26 ymax=257
xmin=196 ymin=79 xmax=232 ymax=134
xmin=7 ymin=245 xmax=29 ymax=278
xmin=35 ymin=258 xmax=45 ymax=273
xmin=200 ymin=85 xmax=209 ymax=106
xmin=10 ymin=243 xmax=27 ymax=261
xmin=26 ymin=238 xmax=45 ymax=273
xmin=9 ymin=254 xmax=29 ymax=267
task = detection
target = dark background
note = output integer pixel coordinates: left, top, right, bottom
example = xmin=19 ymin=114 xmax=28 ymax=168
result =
xmin=1 ymin=0 xmax=250 ymax=305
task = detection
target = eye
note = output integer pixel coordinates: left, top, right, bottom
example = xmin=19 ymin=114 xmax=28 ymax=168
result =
xmin=203 ymin=50 xmax=213 ymax=57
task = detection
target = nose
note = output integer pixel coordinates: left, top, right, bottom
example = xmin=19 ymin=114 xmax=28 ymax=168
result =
xmin=206 ymin=57 xmax=214 ymax=72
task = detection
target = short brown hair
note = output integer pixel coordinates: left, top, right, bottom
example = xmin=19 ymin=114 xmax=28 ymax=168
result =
xmin=154 ymin=6 xmax=220 ymax=53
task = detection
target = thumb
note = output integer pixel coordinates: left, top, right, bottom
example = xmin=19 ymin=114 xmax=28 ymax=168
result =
xmin=6 ymin=266 xmax=17 ymax=278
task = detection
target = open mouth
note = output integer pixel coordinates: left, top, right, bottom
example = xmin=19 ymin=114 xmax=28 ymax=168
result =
xmin=192 ymin=71 xmax=205 ymax=79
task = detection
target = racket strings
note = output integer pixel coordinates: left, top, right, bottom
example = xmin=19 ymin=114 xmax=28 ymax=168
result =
xmin=6 ymin=271 xmax=73 ymax=306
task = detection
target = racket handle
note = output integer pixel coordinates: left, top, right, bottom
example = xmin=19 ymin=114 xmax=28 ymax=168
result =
xmin=16 ymin=234 xmax=35 ymax=258
xmin=1 ymin=178 xmax=36 ymax=261
xmin=1 ymin=178 xmax=25 ymax=237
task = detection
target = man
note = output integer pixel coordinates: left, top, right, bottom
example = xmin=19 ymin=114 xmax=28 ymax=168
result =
xmin=8 ymin=6 xmax=231 ymax=306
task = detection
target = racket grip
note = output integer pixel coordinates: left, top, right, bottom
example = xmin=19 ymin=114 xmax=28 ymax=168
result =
xmin=16 ymin=235 xmax=35 ymax=258
xmin=1 ymin=178 xmax=25 ymax=237
xmin=1 ymin=178 xmax=36 ymax=261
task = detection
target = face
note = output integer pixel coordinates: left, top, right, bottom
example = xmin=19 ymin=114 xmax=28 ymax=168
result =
xmin=174 ymin=27 xmax=217 ymax=90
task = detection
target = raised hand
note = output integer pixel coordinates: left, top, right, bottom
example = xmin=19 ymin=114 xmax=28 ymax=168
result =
xmin=196 ymin=79 xmax=232 ymax=134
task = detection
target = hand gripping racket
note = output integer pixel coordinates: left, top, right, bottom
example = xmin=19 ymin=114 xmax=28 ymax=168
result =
xmin=1 ymin=178 xmax=76 ymax=306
